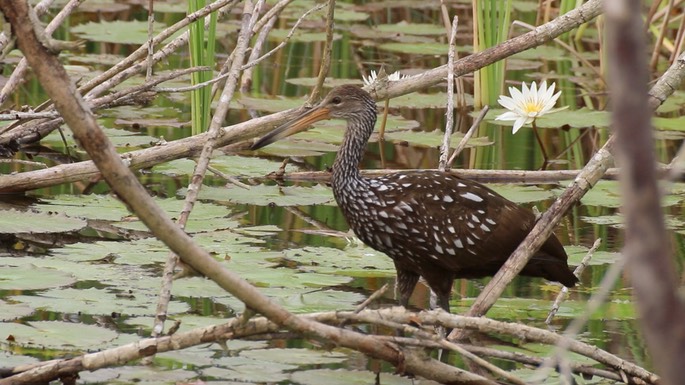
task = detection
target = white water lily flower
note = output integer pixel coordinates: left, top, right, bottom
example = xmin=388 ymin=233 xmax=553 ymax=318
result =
xmin=495 ymin=81 xmax=562 ymax=134
xmin=362 ymin=70 xmax=406 ymax=87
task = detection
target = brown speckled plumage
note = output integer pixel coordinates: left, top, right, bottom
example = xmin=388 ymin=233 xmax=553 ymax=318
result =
xmin=252 ymin=85 xmax=578 ymax=312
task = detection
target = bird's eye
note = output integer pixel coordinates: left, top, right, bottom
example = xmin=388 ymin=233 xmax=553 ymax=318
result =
xmin=331 ymin=96 xmax=342 ymax=104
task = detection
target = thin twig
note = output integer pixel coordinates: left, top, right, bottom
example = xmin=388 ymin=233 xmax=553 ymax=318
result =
xmin=439 ymin=16 xmax=459 ymax=171
xmin=145 ymin=0 xmax=154 ymax=80
xmin=447 ymin=105 xmax=489 ymax=168
xmin=439 ymin=340 xmax=528 ymax=385
xmin=241 ymin=4 xmax=325 ymax=72
xmin=207 ymin=165 xmax=250 ymax=189
xmin=537 ymin=252 xmax=626 ymax=382
xmin=149 ymin=0 xmax=263 ymax=345
xmin=0 ymin=0 xmax=82 ymax=107
xmin=545 ymin=238 xmax=600 ymax=324
xmin=240 ymin=13 xmax=278 ymax=93
xmin=82 ymin=0 xmax=239 ymax=99
xmin=0 ymin=111 xmax=60 ymax=121
xmin=354 ymin=284 xmax=390 ymax=313
xmin=155 ymin=70 xmax=231 ymax=93
xmin=310 ymin=0 xmax=335 ymax=103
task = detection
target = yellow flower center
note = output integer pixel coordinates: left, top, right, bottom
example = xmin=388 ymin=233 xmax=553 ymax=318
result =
xmin=522 ymin=101 xmax=542 ymax=115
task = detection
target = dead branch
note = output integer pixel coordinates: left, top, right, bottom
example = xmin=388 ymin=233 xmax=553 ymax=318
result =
xmin=0 ymin=308 xmax=658 ymax=385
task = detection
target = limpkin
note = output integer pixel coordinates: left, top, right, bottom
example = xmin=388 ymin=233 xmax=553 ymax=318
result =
xmin=251 ymin=85 xmax=578 ymax=312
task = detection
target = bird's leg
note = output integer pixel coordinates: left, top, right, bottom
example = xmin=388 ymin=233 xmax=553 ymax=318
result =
xmin=432 ymin=291 xmax=452 ymax=313
xmin=394 ymin=266 xmax=420 ymax=308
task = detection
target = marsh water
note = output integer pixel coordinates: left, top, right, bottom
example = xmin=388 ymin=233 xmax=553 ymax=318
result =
xmin=1 ymin=2 xmax=683 ymax=384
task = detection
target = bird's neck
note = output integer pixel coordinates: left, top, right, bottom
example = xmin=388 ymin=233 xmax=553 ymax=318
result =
xmin=331 ymin=115 xmax=375 ymax=188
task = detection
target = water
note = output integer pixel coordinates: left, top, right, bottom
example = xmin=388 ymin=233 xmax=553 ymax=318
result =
xmin=1 ymin=2 xmax=680 ymax=383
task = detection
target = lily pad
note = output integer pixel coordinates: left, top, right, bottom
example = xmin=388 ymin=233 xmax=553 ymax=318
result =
xmin=0 ymin=265 xmax=76 ymax=290
xmin=511 ymin=45 xmax=568 ymax=61
xmin=0 ymin=351 xmax=39 ymax=368
xmin=32 ymin=194 xmax=130 ymax=221
xmin=488 ymin=108 xmax=610 ymax=129
xmin=11 ymin=287 xmax=189 ymax=317
xmin=269 ymin=289 xmax=366 ymax=313
xmin=153 ymin=156 xmax=299 ymax=178
xmin=0 ymin=300 xmax=34 ymax=321
xmin=0 ymin=321 xmax=118 ymax=350
xmin=488 ymin=184 xmax=558 ymax=204
xmin=79 ymin=366 xmax=197 ymax=384
xmin=384 ymin=129 xmax=492 ymax=149
xmin=203 ymin=357 xmax=296 ymax=383
xmin=379 ymin=42 xmax=472 ymax=56
xmin=291 ymin=369 xmax=414 ymax=385
xmin=241 ymin=348 xmax=347 ymax=365
xmin=185 ymin=184 xmax=335 ymax=206
xmin=0 ymin=210 xmax=86 ymax=234
xmin=268 ymin=29 xmax=341 ymax=43
xmin=565 ymin=245 xmax=622 ymax=265
xmin=654 ymin=115 xmax=685 ymax=131
xmin=72 ymin=20 xmax=183 ymax=45
xmin=250 ymin=138 xmax=340 ymax=157
xmin=285 ymin=77 xmax=363 ymax=87
xmin=452 ymin=297 xmax=635 ymax=321
xmin=280 ymin=246 xmax=397 ymax=277
xmin=391 ymin=92 xmax=475 ymax=109
xmin=375 ymin=22 xmax=448 ymax=36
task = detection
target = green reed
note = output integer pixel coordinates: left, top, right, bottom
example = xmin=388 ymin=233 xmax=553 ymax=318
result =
xmin=188 ymin=0 xmax=217 ymax=135
xmin=472 ymin=0 xmax=511 ymax=170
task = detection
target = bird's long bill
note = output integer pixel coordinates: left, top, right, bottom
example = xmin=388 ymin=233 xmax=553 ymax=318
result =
xmin=250 ymin=106 xmax=331 ymax=150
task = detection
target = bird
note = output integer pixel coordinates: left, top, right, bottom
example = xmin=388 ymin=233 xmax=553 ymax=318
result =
xmin=251 ymin=85 xmax=578 ymax=313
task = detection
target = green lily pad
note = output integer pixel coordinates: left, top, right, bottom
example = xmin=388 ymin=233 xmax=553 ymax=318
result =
xmin=32 ymin=194 xmax=129 ymax=221
xmin=285 ymin=77 xmax=364 ymax=87
xmin=79 ymin=366 xmax=196 ymax=385
xmin=488 ymin=184 xmax=558 ymax=203
xmin=488 ymin=108 xmax=610 ymax=129
xmin=239 ymin=95 xmax=306 ymax=113
xmin=185 ymin=184 xmax=335 ymax=206
xmin=452 ymin=296 xmax=635 ymax=321
xmin=0 ymin=321 xmax=118 ymax=350
xmin=11 ymin=287 xmax=189 ymax=317
xmin=655 ymin=90 xmax=685 ymax=113
xmin=375 ymin=22 xmax=448 ymax=36
xmin=72 ymin=20 xmax=183 ymax=44
xmin=0 ymin=300 xmax=34 ymax=321
xmin=384 ymin=129 xmax=492 ymax=149
xmin=269 ymin=289 xmax=366 ymax=313
xmin=203 ymin=357 xmax=296 ymax=383
xmin=378 ymin=42 xmax=472 ymax=56
xmin=565 ymin=245 xmax=622 ymax=265
xmin=0 ymin=265 xmax=76 ymax=290
xmin=281 ymin=246 xmax=397 ymax=277
xmin=241 ymin=348 xmax=347 ymax=365
xmin=250 ymin=138 xmax=340 ymax=157
xmin=511 ymin=45 xmax=568 ymax=61
xmin=654 ymin=115 xmax=685 ymax=131
xmin=0 ymin=351 xmax=39 ymax=368
xmin=0 ymin=210 xmax=86 ymax=234
xmin=268 ymin=29 xmax=341 ymax=43
xmin=291 ymin=369 xmax=414 ymax=385
xmin=391 ymin=92 xmax=475 ymax=109
xmin=152 ymin=155 xmax=301 ymax=178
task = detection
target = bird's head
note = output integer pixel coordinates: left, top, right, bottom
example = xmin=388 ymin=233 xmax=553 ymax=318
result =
xmin=250 ymin=85 xmax=376 ymax=150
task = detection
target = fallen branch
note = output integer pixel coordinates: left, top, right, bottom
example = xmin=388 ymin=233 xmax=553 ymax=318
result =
xmin=0 ymin=308 xmax=658 ymax=385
